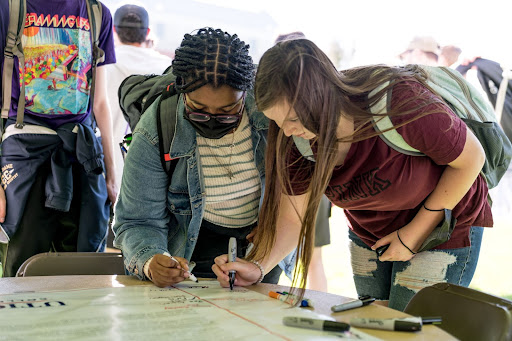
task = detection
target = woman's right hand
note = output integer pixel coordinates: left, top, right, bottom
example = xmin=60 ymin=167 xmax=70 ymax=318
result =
xmin=148 ymin=254 xmax=191 ymax=288
xmin=212 ymin=254 xmax=263 ymax=288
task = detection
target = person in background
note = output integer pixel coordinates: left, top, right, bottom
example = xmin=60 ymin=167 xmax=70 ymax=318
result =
xmin=399 ymin=36 xmax=440 ymax=66
xmin=438 ymin=45 xmax=462 ymax=67
xmin=107 ymin=4 xmax=172 ymax=192
xmin=273 ymin=31 xmax=332 ymax=292
xmin=0 ymin=0 xmax=117 ymax=276
xmin=213 ymin=38 xmax=491 ymax=311
xmin=113 ymin=28 xmax=287 ymax=287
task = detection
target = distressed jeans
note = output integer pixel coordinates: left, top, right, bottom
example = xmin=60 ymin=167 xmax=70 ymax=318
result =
xmin=348 ymin=226 xmax=484 ymax=311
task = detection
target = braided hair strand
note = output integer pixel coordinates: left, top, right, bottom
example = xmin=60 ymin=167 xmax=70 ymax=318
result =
xmin=172 ymin=28 xmax=254 ymax=93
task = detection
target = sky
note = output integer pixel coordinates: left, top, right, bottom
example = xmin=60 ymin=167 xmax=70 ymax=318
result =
xmin=195 ymin=0 xmax=512 ymax=67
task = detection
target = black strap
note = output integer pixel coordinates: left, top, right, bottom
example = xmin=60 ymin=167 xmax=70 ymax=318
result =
xmin=156 ymin=83 xmax=179 ymax=177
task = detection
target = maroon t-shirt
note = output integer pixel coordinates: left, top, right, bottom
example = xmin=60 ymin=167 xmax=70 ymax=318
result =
xmin=289 ymin=82 xmax=493 ymax=249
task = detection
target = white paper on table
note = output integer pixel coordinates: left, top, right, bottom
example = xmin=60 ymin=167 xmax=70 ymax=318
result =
xmin=0 ymin=280 xmax=381 ymax=341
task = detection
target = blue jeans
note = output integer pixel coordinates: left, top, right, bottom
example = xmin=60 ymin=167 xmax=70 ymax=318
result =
xmin=348 ymin=226 xmax=483 ymax=311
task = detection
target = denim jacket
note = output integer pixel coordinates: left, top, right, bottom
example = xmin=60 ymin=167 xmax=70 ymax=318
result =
xmin=113 ymin=92 xmax=295 ymax=280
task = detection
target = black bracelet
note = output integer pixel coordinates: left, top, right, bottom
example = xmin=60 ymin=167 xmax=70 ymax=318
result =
xmin=396 ymin=229 xmax=416 ymax=255
xmin=423 ymin=204 xmax=444 ymax=212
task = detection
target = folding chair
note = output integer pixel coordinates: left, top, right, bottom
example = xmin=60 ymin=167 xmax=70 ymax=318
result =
xmin=16 ymin=252 xmax=126 ymax=277
xmin=404 ymin=283 xmax=512 ymax=341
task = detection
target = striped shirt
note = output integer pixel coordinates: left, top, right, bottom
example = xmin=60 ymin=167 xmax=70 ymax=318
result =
xmin=196 ymin=112 xmax=261 ymax=228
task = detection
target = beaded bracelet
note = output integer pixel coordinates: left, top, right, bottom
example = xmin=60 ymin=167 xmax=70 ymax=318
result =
xmin=250 ymin=260 xmax=265 ymax=284
xmin=423 ymin=204 xmax=444 ymax=212
xmin=396 ymin=229 xmax=416 ymax=255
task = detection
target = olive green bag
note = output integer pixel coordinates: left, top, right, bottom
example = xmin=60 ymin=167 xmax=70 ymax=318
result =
xmin=405 ymin=283 xmax=512 ymax=341
xmin=417 ymin=209 xmax=457 ymax=252
xmin=370 ymin=65 xmax=512 ymax=190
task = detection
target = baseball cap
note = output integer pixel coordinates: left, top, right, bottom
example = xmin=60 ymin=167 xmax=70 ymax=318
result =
xmin=114 ymin=4 xmax=149 ymax=29
xmin=400 ymin=36 xmax=440 ymax=58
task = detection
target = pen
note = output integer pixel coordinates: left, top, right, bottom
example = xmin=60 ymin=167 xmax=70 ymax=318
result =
xmin=162 ymin=252 xmax=198 ymax=282
xmin=228 ymin=237 xmax=237 ymax=290
xmin=331 ymin=295 xmax=375 ymax=312
xmin=269 ymin=291 xmax=296 ymax=304
xmin=270 ymin=291 xmax=314 ymax=307
xmin=283 ymin=317 xmax=350 ymax=332
xmin=188 ymin=261 xmax=198 ymax=282
xmin=375 ymin=244 xmax=389 ymax=257
xmin=349 ymin=316 xmax=442 ymax=332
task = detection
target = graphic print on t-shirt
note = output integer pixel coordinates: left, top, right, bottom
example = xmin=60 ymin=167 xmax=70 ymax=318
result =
xmin=19 ymin=13 xmax=93 ymax=115
xmin=325 ymin=167 xmax=391 ymax=204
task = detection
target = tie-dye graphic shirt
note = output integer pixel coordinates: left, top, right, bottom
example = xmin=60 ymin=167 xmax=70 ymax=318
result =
xmin=0 ymin=0 xmax=115 ymax=128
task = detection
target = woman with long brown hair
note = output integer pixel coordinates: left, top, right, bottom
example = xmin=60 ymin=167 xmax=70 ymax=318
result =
xmin=213 ymin=38 xmax=492 ymax=311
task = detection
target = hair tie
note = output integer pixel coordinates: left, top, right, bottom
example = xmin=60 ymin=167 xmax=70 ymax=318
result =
xmin=423 ymin=204 xmax=444 ymax=212
xmin=397 ymin=229 xmax=416 ymax=255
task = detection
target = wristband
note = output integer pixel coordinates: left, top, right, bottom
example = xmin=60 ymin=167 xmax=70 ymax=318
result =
xmin=396 ymin=229 xmax=416 ymax=255
xmin=250 ymin=260 xmax=265 ymax=284
xmin=423 ymin=204 xmax=444 ymax=212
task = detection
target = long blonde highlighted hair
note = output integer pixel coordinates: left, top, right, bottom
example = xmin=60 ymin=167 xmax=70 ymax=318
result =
xmin=251 ymin=39 xmax=445 ymax=299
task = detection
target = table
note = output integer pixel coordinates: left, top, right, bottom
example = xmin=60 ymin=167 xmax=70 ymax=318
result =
xmin=0 ymin=275 xmax=456 ymax=340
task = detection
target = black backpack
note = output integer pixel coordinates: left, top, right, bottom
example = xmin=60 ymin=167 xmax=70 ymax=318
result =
xmin=118 ymin=67 xmax=178 ymax=176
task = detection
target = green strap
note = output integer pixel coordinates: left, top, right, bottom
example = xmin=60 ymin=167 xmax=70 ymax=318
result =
xmin=369 ymin=81 xmax=423 ymax=156
xmin=292 ymin=135 xmax=315 ymax=161
xmin=2 ymin=0 xmax=26 ymax=130
xmin=85 ymin=0 xmax=105 ymax=120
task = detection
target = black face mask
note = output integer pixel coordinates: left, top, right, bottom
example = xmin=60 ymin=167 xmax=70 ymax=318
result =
xmin=184 ymin=113 xmax=240 ymax=139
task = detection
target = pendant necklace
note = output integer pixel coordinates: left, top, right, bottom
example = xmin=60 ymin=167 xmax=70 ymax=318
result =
xmin=206 ymin=130 xmax=236 ymax=180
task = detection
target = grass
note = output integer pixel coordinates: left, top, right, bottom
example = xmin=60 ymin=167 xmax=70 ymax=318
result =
xmin=279 ymin=172 xmax=512 ymax=301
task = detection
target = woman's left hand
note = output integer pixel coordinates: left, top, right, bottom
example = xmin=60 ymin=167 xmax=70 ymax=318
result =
xmin=212 ymin=254 xmax=262 ymax=287
xmin=371 ymin=228 xmax=418 ymax=262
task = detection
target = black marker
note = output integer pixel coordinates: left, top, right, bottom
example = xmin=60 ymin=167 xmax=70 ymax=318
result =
xmin=375 ymin=244 xmax=389 ymax=257
xmin=228 ymin=237 xmax=237 ymax=290
xmin=331 ymin=295 xmax=375 ymax=312
xmin=283 ymin=317 xmax=350 ymax=332
xmin=350 ymin=316 xmax=442 ymax=332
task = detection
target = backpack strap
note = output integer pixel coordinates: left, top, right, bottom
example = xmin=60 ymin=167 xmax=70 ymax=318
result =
xmin=369 ymin=81 xmax=423 ymax=156
xmin=156 ymin=83 xmax=179 ymax=176
xmin=2 ymin=0 xmax=27 ymax=132
xmin=85 ymin=0 xmax=105 ymax=124
xmin=292 ymin=135 xmax=316 ymax=162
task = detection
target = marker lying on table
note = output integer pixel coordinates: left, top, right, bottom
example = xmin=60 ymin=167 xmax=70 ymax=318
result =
xmin=349 ymin=316 xmax=442 ymax=332
xmin=331 ymin=295 xmax=375 ymax=312
xmin=163 ymin=252 xmax=198 ymax=282
xmin=269 ymin=291 xmax=314 ymax=307
xmin=283 ymin=317 xmax=350 ymax=332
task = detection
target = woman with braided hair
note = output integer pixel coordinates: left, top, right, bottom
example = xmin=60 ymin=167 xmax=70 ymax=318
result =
xmin=113 ymin=28 xmax=286 ymax=287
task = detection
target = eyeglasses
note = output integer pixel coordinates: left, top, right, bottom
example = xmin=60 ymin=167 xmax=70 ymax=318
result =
xmin=183 ymin=93 xmax=246 ymax=124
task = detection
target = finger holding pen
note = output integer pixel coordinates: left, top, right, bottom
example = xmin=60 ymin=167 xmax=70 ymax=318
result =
xmin=162 ymin=252 xmax=198 ymax=282
xmin=212 ymin=255 xmax=263 ymax=287
xmin=148 ymin=253 xmax=194 ymax=287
